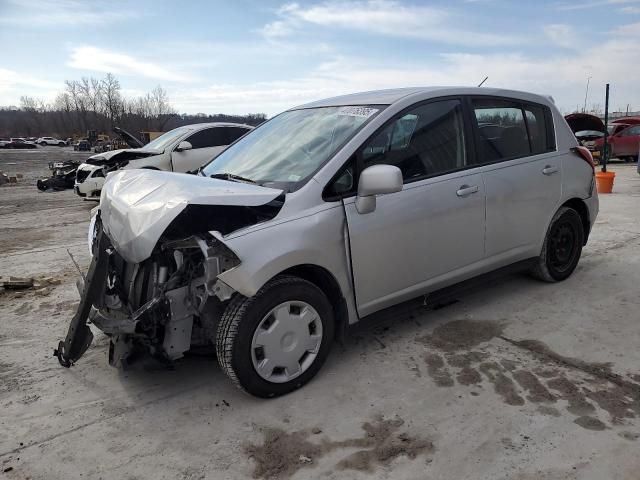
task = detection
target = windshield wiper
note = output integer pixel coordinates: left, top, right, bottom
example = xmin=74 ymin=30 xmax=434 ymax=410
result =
xmin=209 ymin=173 xmax=257 ymax=184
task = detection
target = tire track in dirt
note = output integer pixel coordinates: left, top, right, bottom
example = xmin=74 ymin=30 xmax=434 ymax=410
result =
xmin=245 ymin=415 xmax=434 ymax=479
xmin=415 ymin=319 xmax=640 ymax=431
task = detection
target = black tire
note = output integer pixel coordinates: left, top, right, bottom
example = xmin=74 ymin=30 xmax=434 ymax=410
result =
xmin=58 ymin=142 xmax=65 ymax=146
xmin=216 ymin=275 xmax=334 ymax=398
xmin=530 ymin=207 xmax=584 ymax=282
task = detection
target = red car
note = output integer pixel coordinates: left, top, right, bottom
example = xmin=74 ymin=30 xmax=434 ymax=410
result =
xmin=594 ymin=116 xmax=640 ymax=163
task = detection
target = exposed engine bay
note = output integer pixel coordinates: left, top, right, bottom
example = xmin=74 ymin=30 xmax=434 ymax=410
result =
xmin=92 ymin=218 xmax=238 ymax=367
xmin=36 ymin=160 xmax=80 ymax=191
xmin=85 ymin=149 xmax=159 ymax=167
xmin=54 ymin=169 xmax=285 ymax=368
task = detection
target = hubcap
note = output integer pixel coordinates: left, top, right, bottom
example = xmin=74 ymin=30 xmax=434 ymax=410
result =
xmin=251 ymin=301 xmax=323 ymax=383
xmin=549 ymin=221 xmax=577 ymax=271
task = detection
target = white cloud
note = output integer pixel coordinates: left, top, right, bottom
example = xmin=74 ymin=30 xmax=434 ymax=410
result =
xmin=0 ymin=0 xmax=137 ymax=26
xmin=260 ymin=0 xmax=521 ymax=47
xmin=543 ymin=24 xmax=578 ymax=48
xmin=169 ymin=21 xmax=640 ymax=116
xmin=0 ymin=68 xmax=61 ymax=106
xmin=67 ymin=46 xmax=194 ymax=83
xmin=260 ymin=20 xmax=298 ymax=40
xmin=556 ymin=0 xmax=640 ymax=11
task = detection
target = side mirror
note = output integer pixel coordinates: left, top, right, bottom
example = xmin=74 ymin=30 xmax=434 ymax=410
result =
xmin=355 ymin=164 xmax=402 ymax=214
xmin=175 ymin=141 xmax=192 ymax=152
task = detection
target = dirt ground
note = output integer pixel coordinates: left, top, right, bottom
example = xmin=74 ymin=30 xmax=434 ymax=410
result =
xmin=1 ymin=148 xmax=640 ymax=480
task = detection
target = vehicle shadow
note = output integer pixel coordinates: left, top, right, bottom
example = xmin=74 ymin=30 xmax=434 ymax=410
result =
xmin=112 ymin=268 xmax=536 ymax=399
xmin=337 ymin=269 xmax=536 ymax=359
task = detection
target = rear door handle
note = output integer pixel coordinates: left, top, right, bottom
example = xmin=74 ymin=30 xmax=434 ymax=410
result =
xmin=456 ymin=185 xmax=479 ymax=197
xmin=542 ymin=165 xmax=558 ymax=175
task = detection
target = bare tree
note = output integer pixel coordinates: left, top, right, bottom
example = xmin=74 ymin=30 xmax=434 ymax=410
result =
xmin=65 ymin=80 xmax=88 ymax=131
xmin=101 ymin=73 xmax=122 ymax=129
xmin=149 ymin=85 xmax=176 ymax=130
xmin=0 ymin=73 xmax=266 ymax=139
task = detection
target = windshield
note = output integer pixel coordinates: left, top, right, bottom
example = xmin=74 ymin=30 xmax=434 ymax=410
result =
xmin=201 ymin=106 xmax=382 ymax=190
xmin=143 ymin=126 xmax=193 ymax=151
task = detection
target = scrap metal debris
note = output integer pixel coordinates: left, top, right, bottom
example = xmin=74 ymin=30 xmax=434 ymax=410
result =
xmin=36 ymin=160 xmax=80 ymax=191
xmin=0 ymin=277 xmax=34 ymax=290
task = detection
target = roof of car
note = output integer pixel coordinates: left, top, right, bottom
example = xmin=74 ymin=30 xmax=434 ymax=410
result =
xmin=293 ymin=86 xmax=554 ymax=109
xmin=611 ymin=116 xmax=640 ymax=125
xmin=182 ymin=122 xmax=254 ymax=130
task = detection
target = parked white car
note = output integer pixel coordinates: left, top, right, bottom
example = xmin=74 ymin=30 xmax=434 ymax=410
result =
xmin=37 ymin=136 xmax=67 ymax=146
xmin=73 ymin=123 xmax=253 ymax=200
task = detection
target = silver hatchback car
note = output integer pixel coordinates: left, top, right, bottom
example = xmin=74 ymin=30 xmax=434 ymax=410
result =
xmin=56 ymin=87 xmax=598 ymax=397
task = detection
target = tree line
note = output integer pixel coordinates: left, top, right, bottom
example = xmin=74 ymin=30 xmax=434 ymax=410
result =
xmin=0 ymin=73 xmax=267 ymax=139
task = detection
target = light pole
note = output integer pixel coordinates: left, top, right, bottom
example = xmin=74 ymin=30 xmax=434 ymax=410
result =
xmin=583 ymin=76 xmax=592 ymax=113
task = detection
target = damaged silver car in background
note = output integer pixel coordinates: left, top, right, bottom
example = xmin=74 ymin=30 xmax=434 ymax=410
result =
xmin=55 ymin=87 xmax=598 ymax=398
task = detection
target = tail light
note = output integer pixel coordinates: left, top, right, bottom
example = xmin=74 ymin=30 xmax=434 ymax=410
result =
xmin=571 ymin=146 xmax=595 ymax=172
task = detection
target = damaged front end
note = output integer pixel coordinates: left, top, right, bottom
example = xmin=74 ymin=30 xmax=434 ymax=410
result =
xmin=55 ymin=213 xmax=242 ymax=368
xmin=55 ymin=169 xmax=285 ymax=368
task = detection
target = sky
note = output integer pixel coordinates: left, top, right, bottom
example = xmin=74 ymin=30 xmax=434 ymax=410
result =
xmin=0 ymin=0 xmax=639 ymax=116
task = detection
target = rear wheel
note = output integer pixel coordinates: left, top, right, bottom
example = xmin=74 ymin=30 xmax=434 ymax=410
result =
xmin=530 ymin=207 xmax=584 ymax=282
xmin=216 ymin=275 xmax=334 ymax=397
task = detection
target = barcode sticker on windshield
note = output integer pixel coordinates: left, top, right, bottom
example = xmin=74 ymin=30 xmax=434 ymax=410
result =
xmin=337 ymin=106 xmax=379 ymax=118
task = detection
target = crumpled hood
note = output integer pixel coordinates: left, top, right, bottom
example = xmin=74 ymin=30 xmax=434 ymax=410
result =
xmin=100 ymin=169 xmax=283 ymax=263
xmin=86 ymin=148 xmax=163 ymax=165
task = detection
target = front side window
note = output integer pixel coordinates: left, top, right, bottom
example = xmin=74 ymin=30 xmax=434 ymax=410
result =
xmin=359 ymin=99 xmax=466 ymax=182
xmin=223 ymin=127 xmax=251 ymax=144
xmin=144 ymin=126 xmax=193 ymax=151
xmin=186 ymin=128 xmax=226 ymax=149
xmin=621 ymin=125 xmax=640 ymax=137
xmin=325 ymin=160 xmax=356 ymax=198
xmin=201 ymin=106 xmax=382 ymax=191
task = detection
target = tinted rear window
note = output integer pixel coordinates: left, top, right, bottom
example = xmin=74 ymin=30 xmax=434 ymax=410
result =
xmin=472 ymin=98 xmax=555 ymax=163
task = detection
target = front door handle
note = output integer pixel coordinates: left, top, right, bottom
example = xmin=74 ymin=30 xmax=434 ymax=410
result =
xmin=456 ymin=185 xmax=479 ymax=197
xmin=542 ymin=165 xmax=558 ymax=175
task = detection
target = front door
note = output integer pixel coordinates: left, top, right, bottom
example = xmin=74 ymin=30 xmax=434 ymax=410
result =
xmin=343 ymin=99 xmax=486 ymax=317
xmin=171 ymin=127 xmax=227 ymax=172
xmin=611 ymin=125 xmax=640 ymax=157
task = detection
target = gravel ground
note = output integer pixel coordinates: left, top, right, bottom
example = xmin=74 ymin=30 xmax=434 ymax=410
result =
xmin=1 ymin=148 xmax=640 ymax=480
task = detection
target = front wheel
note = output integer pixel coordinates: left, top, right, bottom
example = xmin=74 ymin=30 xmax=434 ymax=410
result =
xmin=530 ymin=207 xmax=584 ymax=282
xmin=216 ymin=275 xmax=334 ymax=397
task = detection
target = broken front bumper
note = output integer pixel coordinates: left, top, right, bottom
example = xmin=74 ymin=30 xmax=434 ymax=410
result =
xmin=54 ymin=215 xmax=238 ymax=368
xmin=54 ymin=225 xmax=108 ymax=367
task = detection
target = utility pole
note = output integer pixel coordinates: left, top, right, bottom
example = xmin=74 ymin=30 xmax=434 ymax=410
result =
xmin=603 ymin=83 xmax=610 ymax=173
xmin=583 ymin=76 xmax=592 ymax=113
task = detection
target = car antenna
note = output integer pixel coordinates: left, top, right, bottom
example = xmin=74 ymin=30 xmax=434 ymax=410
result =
xmin=477 ymin=76 xmax=488 ymax=87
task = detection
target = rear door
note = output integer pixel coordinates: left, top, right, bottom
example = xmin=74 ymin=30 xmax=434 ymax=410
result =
xmin=341 ymin=98 xmax=486 ymax=316
xmin=471 ymin=97 xmax=561 ymax=262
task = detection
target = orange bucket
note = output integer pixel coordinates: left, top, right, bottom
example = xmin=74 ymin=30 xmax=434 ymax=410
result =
xmin=595 ymin=171 xmax=615 ymax=194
